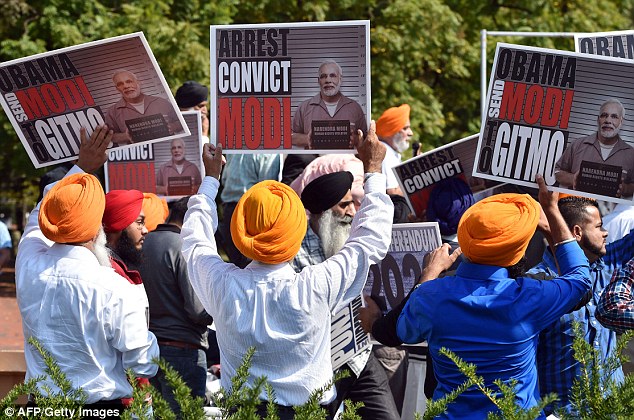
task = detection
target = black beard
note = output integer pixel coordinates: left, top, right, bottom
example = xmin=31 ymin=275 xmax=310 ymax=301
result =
xmin=114 ymin=229 xmax=143 ymax=267
xmin=580 ymin=235 xmax=606 ymax=261
xmin=507 ymin=256 xmax=528 ymax=279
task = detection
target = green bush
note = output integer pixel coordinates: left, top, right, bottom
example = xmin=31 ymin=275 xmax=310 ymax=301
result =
xmin=1 ymin=340 xmax=361 ymax=420
xmin=423 ymin=324 xmax=634 ymax=420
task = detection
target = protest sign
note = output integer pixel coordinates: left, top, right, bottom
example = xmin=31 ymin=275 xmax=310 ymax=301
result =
xmin=105 ymin=111 xmax=203 ymax=197
xmin=575 ymin=30 xmax=634 ymax=59
xmin=393 ymin=134 xmax=500 ymax=218
xmin=331 ymin=296 xmax=370 ymax=370
xmin=364 ymin=223 xmax=442 ymax=313
xmin=0 ymin=32 xmax=188 ymax=169
xmin=210 ymin=21 xmax=370 ymax=154
xmin=474 ymin=43 xmax=634 ymax=204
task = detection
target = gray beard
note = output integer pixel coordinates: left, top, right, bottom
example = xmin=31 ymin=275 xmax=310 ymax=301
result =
xmin=392 ymin=131 xmax=409 ymax=153
xmin=600 ymin=125 xmax=620 ymax=139
xmin=92 ymin=228 xmax=112 ymax=268
xmin=322 ymin=85 xmax=341 ymax=97
xmin=315 ymin=209 xmax=353 ymax=258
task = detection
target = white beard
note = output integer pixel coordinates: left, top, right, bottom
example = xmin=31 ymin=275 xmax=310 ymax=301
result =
xmin=322 ymin=84 xmax=341 ymax=97
xmin=92 ymin=227 xmax=112 ymax=268
xmin=315 ymin=209 xmax=353 ymax=258
xmin=600 ymin=124 xmax=620 ymax=139
xmin=392 ymin=131 xmax=409 ymax=153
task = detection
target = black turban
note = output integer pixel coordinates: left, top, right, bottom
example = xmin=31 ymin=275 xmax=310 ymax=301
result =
xmin=175 ymin=81 xmax=208 ymax=108
xmin=301 ymin=171 xmax=353 ymax=214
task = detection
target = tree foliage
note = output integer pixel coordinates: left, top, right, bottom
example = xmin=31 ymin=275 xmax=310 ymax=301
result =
xmin=1 ymin=0 xmax=633 ymax=220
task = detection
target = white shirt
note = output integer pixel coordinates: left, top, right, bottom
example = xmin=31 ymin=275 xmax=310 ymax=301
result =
xmin=380 ymin=141 xmax=402 ymax=190
xmin=181 ymin=173 xmax=393 ymax=406
xmin=16 ymin=166 xmax=158 ymax=403
xmin=603 ymin=203 xmax=634 ymax=244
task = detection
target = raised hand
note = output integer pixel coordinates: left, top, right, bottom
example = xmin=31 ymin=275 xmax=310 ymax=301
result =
xmin=202 ymin=142 xmax=225 ymax=180
xmin=77 ymin=125 xmax=112 ymax=173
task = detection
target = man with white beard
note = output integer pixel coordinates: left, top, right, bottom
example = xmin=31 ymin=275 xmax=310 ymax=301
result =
xmin=291 ymin=171 xmax=400 ymax=420
xmin=15 ymin=125 xmax=158 ymax=412
xmin=376 ymin=104 xmax=414 ymax=196
xmin=555 ymin=98 xmax=634 ymax=197
xmin=292 ymin=60 xmax=367 ymax=149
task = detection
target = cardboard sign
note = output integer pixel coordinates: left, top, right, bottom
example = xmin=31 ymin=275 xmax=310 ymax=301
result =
xmin=364 ymin=223 xmax=442 ymax=312
xmin=211 ymin=21 xmax=370 ymax=154
xmin=393 ymin=134 xmax=500 ymax=218
xmin=474 ymin=42 xmax=634 ymax=205
xmin=0 ymin=32 xmax=188 ymax=168
xmin=105 ymin=111 xmax=203 ymax=198
xmin=331 ymin=296 xmax=370 ymax=370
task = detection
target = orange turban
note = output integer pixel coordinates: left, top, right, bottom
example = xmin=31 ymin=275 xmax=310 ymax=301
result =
xmin=457 ymin=193 xmax=540 ymax=267
xmin=103 ymin=190 xmax=144 ymax=233
xmin=231 ymin=181 xmax=307 ymax=264
xmin=376 ymin=104 xmax=411 ymax=138
xmin=557 ymin=193 xmax=583 ymax=200
xmin=39 ymin=173 xmax=105 ymax=244
xmin=142 ymin=193 xmax=169 ymax=232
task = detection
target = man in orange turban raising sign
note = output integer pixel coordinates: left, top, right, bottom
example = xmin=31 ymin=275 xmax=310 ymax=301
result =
xmin=366 ymin=176 xmax=593 ymax=419
xmin=16 ymin=125 xmax=158 ymax=412
xmin=181 ymin=121 xmax=392 ymax=418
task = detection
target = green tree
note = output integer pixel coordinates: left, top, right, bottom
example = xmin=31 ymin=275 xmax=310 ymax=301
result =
xmin=0 ymin=0 xmax=231 ymax=221
xmin=1 ymin=0 xmax=634 ymax=221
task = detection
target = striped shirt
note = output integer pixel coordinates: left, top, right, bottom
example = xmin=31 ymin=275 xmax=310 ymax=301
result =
xmin=182 ymin=173 xmax=393 ymax=406
xmin=598 ymin=258 xmax=634 ymax=333
xmin=529 ymin=230 xmax=634 ymax=414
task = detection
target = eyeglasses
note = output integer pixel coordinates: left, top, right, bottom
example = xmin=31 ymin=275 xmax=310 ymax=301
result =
xmin=134 ymin=219 xmax=146 ymax=230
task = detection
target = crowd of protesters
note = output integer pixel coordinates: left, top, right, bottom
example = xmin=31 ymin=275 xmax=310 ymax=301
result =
xmin=11 ymin=79 xmax=634 ymax=420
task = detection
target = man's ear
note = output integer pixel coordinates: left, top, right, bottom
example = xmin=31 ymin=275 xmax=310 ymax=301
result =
xmin=572 ymin=224 xmax=583 ymax=240
xmin=105 ymin=229 xmax=121 ymax=247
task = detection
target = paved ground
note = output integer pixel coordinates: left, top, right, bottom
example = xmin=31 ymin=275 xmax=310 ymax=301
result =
xmin=0 ymin=269 xmax=23 ymax=351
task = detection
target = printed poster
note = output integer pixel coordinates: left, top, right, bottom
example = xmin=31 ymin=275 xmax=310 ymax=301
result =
xmin=0 ymin=32 xmax=189 ymax=168
xmin=575 ymin=30 xmax=634 ymax=60
xmin=393 ymin=134 xmax=500 ymax=218
xmin=474 ymin=42 xmax=634 ymax=204
xmin=364 ymin=223 xmax=442 ymax=313
xmin=210 ymin=21 xmax=370 ymax=154
xmin=331 ymin=296 xmax=370 ymax=370
xmin=105 ymin=111 xmax=203 ymax=197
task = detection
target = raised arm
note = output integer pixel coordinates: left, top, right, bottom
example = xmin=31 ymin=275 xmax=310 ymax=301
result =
xmin=180 ymin=143 xmax=229 ymax=313
xmin=304 ymin=121 xmax=394 ymax=311
xmin=21 ymin=125 xmax=111 ymax=242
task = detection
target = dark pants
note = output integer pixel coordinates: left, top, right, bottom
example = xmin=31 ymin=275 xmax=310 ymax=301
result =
xmin=205 ymin=328 xmax=221 ymax=367
xmin=151 ymin=344 xmax=207 ymax=416
xmin=331 ymin=352 xmax=400 ymax=419
xmin=254 ymin=401 xmax=333 ymax=420
xmin=219 ymin=202 xmax=251 ymax=268
xmin=373 ymin=345 xmax=409 ymax=415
